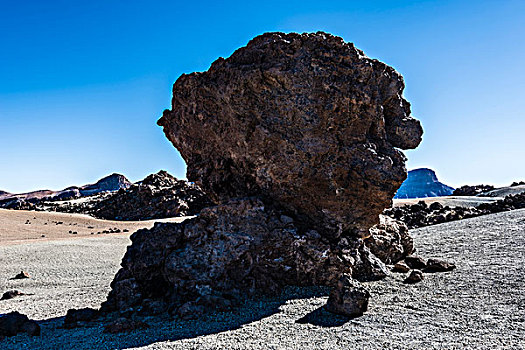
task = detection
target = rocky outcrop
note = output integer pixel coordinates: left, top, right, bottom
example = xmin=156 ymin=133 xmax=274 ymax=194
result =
xmin=92 ymin=171 xmax=211 ymax=220
xmin=103 ymin=32 xmax=423 ymax=318
xmin=394 ymin=168 xmax=454 ymax=199
xmin=452 ymin=184 xmax=494 ymax=196
xmin=384 ymin=192 xmax=525 ymax=228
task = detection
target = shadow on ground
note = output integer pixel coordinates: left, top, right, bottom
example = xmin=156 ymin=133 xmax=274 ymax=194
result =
xmin=2 ymin=286 xmax=348 ymax=349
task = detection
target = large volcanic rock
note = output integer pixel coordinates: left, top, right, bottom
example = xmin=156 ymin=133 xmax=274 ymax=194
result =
xmin=394 ymin=168 xmax=454 ymax=199
xmin=158 ymin=31 xmax=422 ymax=239
xmin=103 ymin=32 xmax=423 ymax=317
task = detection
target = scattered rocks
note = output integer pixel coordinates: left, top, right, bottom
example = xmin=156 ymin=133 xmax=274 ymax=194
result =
xmin=453 ymin=185 xmax=495 ymax=196
xmin=403 ymin=270 xmax=424 ymax=284
xmin=325 ymin=274 xmax=370 ymax=317
xmin=63 ymin=308 xmax=100 ymax=329
xmin=103 ymin=317 xmax=149 ymax=334
xmin=0 ymin=311 xmax=40 ymax=337
xmin=404 ymin=256 xmax=427 ymax=270
xmin=11 ymin=271 xmax=30 ymax=280
xmin=424 ymin=258 xmax=456 ymax=273
xmin=384 ymin=193 xmax=525 ymax=229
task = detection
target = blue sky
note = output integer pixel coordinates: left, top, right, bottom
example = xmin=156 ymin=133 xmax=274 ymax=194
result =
xmin=1 ymin=0 xmax=524 ymax=192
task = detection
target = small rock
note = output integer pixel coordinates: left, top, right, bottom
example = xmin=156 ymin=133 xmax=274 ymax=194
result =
xmin=403 ymin=269 xmax=424 ymax=284
xmin=0 ymin=311 xmax=40 ymax=337
xmin=424 ymin=258 xmax=456 ymax=273
xmin=63 ymin=308 xmax=99 ymax=329
xmin=1 ymin=290 xmax=26 ymax=300
xmin=103 ymin=317 xmax=149 ymax=334
xmin=12 ymin=271 xmax=30 ymax=280
xmin=392 ymin=262 xmax=410 ymax=273
xmin=404 ymin=255 xmax=427 ymax=269
xmin=325 ymin=274 xmax=370 ymax=317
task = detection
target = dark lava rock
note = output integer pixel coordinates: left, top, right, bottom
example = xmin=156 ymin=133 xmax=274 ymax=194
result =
xmin=159 ymin=31 xmax=422 ymax=239
xmin=404 ymin=256 xmax=427 ymax=270
xmin=325 ymin=274 xmax=370 ymax=317
xmin=103 ymin=32 xmax=423 ymax=318
xmin=1 ymin=290 xmax=26 ymax=300
xmin=424 ymin=258 xmax=456 ymax=273
xmin=102 ymin=199 xmax=381 ymax=314
xmin=394 ymin=168 xmax=454 ymax=199
xmin=63 ymin=308 xmax=100 ymax=329
xmin=403 ymin=270 xmax=424 ymax=284
xmin=0 ymin=311 xmax=40 ymax=337
xmin=103 ymin=317 xmax=149 ymax=334
xmin=392 ymin=261 xmax=410 ymax=273
xmin=453 ymin=184 xmax=494 ymax=196
xmin=11 ymin=271 xmax=30 ymax=280
xmin=92 ymin=171 xmax=212 ymax=220
xmin=366 ymin=215 xmax=413 ymax=265
xmin=384 ymin=192 xmax=525 ymax=229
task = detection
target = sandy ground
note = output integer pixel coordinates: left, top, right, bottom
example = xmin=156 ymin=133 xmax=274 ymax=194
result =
xmin=393 ymin=195 xmax=502 ymax=208
xmin=0 ymin=209 xmax=187 ymax=246
xmin=1 ymin=209 xmax=524 ymax=349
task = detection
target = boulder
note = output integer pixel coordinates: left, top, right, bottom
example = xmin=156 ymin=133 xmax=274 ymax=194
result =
xmin=366 ymin=215 xmax=413 ymax=264
xmin=403 ymin=270 xmax=424 ymax=284
xmin=158 ymin=31 xmax=422 ymax=239
xmin=404 ymin=256 xmax=427 ymax=270
xmin=325 ymin=274 xmax=370 ymax=317
xmin=103 ymin=32 xmax=423 ymax=318
xmin=424 ymin=258 xmax=456 ymax=273
xmin=11 ymin=271 xmax=30 ymax=280
xmin=63 ymin=308 xmax=100 ymax=329
xmin=0 ymin=311 xmax=40 ymax=337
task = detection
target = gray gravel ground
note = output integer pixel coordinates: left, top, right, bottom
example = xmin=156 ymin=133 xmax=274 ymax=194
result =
xmin=1 ymin=209 xmax=524 ymax=349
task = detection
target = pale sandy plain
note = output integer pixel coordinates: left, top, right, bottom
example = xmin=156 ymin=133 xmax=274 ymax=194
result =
xmin=1 ymin=208 xmax=524 ymax=349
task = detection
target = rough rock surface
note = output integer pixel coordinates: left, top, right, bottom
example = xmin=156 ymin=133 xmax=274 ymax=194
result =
xmin=104 ymin=32 xmax=423 ymax=318
xmin=92 ymin=171 xmax=211 ymax=220
xmin=325 ymin=274 xmax=370 ymax=317
xmin=0 ymin=312 xmax=40 ymax=338
xmin=365 ymin=215 xmax=413 ymax=264
xmin=158 ymin=31 xmax=422 ymax=239
xmin=102 ymin=199 xmax=389 ymax=315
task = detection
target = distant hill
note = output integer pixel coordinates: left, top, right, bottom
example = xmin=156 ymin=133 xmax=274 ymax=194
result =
xmin=394 ymin=168 xmax=454 ymax=199
xmin=0 ymin=173 xmax=132 ymax=209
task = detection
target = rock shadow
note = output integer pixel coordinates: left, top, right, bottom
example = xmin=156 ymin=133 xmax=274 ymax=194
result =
xmin=295 ymin=306 xmax=351 ymax=327
xmin=2 ymin=287 xmax=336 ymax=350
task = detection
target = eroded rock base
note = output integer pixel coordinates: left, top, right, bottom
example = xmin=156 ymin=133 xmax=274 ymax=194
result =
xmin=101 ymin=199 xmax=410 ymax=318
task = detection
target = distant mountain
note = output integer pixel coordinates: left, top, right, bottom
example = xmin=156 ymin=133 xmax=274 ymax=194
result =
xmin=394 ymin=168 xmax=454 ymax=199
xmin=0 ymin=190 xmax=10 ymax=196
xmin=0 ymin=173 xmax=132 ymax=209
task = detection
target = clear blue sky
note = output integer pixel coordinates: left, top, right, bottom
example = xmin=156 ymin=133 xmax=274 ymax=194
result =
xmin=1 ymin=0 xmax=524 ymax=193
